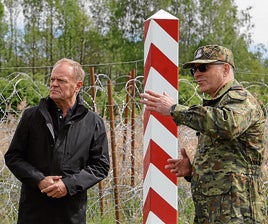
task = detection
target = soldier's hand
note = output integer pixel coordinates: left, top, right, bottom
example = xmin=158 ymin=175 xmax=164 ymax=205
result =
xmin=165 ymin=148 xmax=192 ymax=177
xmin=140 ymin=90 xmax=175 ymax=116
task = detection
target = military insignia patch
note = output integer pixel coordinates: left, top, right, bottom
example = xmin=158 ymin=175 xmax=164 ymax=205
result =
xmin=195 ymin=48 xmax=203 ymax=59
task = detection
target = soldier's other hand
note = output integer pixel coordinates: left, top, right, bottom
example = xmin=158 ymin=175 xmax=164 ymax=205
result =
xmin=165 ymin=148 xmax=191 ymax=177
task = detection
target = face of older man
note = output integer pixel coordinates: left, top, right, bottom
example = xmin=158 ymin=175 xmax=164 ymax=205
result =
xmin=49 ymin=62 xmax=82 ymax=107
xmin=192 ymin=62 xmax=229 ymax=97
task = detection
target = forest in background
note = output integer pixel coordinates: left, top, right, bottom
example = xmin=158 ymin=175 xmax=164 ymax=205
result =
xmin=0 ymin=0 xmax=268 ymax=78
xmin=1 ymin=0 xmax=268 ymax=112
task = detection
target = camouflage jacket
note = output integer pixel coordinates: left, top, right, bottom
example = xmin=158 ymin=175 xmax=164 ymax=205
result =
xmin=172 ymin=79 xmax=265 ymax=190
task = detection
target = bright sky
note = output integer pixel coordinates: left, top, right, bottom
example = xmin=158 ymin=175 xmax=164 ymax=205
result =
xmin=235 ymin=0 xmax=268 ymax=48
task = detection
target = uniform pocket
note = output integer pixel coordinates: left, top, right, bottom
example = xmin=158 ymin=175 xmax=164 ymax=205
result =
xmin=231 ymin=173 xmax=268 ymax=222
xmin=192 ymin=173 xmax=233 ymax=223
xmin=199 ymin=173 xmax=232 ymax=196
xmin=192 ymin=172 xmax=267 ymax=223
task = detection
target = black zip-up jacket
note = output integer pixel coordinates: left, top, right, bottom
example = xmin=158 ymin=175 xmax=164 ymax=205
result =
xmin=5 ymin=95 xmax=110 ymax=224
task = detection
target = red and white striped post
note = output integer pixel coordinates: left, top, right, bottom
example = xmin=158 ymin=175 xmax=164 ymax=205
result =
xmin=143 ymin=9 xmax=179 ymax=224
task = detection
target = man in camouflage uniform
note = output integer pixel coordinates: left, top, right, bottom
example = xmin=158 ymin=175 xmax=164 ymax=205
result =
xmin=141 ymin=45 xmax=267 ymax=223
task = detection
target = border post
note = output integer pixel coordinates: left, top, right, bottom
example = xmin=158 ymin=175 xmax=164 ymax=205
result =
xmin=143 ymin=9 xmax=179 ymax=224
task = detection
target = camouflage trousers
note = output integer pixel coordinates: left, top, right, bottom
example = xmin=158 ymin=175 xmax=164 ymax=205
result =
xmin=192 ymin=173 xmax=267 ymax=223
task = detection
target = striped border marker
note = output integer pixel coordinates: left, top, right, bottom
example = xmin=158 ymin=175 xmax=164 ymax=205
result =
xmin=143 ymin=9 xmax=179 ymax=224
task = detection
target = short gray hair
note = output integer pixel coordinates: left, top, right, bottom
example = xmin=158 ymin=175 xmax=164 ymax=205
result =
xmin=53 ymin=58 xmax=85 ymax=81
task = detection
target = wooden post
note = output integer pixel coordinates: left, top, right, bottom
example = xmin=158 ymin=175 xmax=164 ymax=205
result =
xmin=107 ymin=79 xmax=121 ymax=224
xmin=130 ymin=69 xmax=136 ymax=187
xmin=90 ymin=66 xmax=98 ymax=112
xmin=89 ymin=67 xmax=104 ymax=215
xmin=122 ymin=72 xmax=132 ymax=162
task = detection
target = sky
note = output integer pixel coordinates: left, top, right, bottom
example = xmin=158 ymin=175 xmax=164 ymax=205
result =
xmin=235 ymin=0 xmax=268 ymax=55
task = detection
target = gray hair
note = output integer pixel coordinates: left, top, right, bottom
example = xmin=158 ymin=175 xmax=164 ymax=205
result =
xmin=53 ymin=58 xmax=85 ymax=81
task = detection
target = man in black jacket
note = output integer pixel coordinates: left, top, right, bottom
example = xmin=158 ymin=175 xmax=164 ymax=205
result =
xmin=5 ymin=58 xmax=110 ymax=224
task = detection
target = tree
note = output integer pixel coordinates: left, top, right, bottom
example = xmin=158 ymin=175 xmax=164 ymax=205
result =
xmin=21 ymin=0 xmax=45 ymax=75
xmin=1 ymin=0 xmax=21 ymax=73
xmin=168 ymin=0 xmax=199 ymax=74
xmin=55 ymin=0 xmax=91 ymax=63
xmin=0 ymin=1 xmax=8 ymax=68
xmin=0 ymin=0 xmax=265 ymax=80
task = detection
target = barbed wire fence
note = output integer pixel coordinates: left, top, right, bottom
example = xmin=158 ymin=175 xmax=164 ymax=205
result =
xmin=0 ymin=61 xmax=268 ymax=224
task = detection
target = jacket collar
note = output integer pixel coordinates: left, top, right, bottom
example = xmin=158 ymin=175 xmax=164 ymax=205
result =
xmin=39 ymin=94 xmax=87 ymax=120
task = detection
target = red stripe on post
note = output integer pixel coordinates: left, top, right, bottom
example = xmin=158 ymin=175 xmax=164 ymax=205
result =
xmin=143 ymin=188 xmax=178 ymax=224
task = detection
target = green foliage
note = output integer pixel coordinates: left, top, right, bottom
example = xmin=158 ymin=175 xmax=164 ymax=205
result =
xmin=121 ymin=198 xmax=142 ymax=223
xmin=86 ymin=187 xmax=142 ymax=224
xmin=177 ymin=182 xmax=195 ymax=223
xmin=0 ymin=0 xmax=267 ymax=80
xmin=0 ymin=73 xmax=48 ymax=114
xmin=179 ymin=75 xmax=202 ymax=106
xmin=0 ymin=167 xmax=20 ymax=224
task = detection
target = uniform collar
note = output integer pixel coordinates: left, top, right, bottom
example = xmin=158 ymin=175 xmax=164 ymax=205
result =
xmin=203 ymin=79 xmax=235 ymax=101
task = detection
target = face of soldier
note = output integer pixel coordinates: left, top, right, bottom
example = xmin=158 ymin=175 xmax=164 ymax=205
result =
xmin=192 ymin=63 xmax=227 ymax=97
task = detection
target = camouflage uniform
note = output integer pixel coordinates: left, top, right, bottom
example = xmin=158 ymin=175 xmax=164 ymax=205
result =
xmin=172 ymin=45 xmax=267 ymax=223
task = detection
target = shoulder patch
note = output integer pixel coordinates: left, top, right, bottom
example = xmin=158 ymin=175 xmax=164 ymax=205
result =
xmin=228 ymin=90 xmax=247 ymax=101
